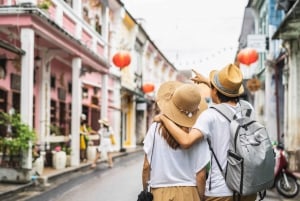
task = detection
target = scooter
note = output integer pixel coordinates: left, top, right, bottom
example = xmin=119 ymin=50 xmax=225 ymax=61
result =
xmin=273 ymin=144 xmax=299 ymax=198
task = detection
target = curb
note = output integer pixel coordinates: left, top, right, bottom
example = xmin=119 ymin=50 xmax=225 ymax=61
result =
xmin=0 ymin=147 xmax=143 ymax=200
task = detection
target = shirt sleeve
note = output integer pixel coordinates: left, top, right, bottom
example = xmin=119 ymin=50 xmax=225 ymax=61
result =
xmin=193 ymin=108 xmax=214 ymax=140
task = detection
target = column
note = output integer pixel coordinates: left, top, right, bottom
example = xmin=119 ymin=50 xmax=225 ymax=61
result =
xmin=286 ymin=40 xmax=300 ymax=171
xmin=20 ymin=28 xmax=35 ymax=169
xmin=38 ymin=54 xmax=51 ymax=152
xmin=101 ymin=4 xmax=109 ymax=119
xmin=70 ymin=57 xmax=82 ymax=167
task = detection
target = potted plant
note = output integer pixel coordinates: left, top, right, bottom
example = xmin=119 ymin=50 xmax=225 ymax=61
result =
xmin=63 ymin=146 xmax=72 ymax=167
xmin=0 ymin=112 xmax=36 ymax=183
xmin=52 ymin=144 xmax=67 ymax=169
xmin=0 ymin=112 xmax=36 ymax=168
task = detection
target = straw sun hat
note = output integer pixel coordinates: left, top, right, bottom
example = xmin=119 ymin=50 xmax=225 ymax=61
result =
xmin=209 ymin=63 xmax=244 ymax=97
xmin=98 ymin=118 xmax=109 ymax=126
xmin=156 ymin=81 xmax=208 ymax=127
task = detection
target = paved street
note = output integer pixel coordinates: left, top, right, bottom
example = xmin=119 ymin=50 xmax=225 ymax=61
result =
xmin=6 ymin=151 xmax=144 ymax=201
xmin=1 ymin=149 xmax=299 ymax=201
xmin=263 ymin=188 xmax=300 ymax=201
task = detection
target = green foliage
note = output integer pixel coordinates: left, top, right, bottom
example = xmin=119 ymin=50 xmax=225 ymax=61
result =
xmin=62 ymin=146 xmax=72 ymax=155
xmin=38 ymin=0 xmax=53 ymax=10
xmin=0 ymin=112 xmax=36 ymax=153
xmin=50 ymin=124 xmax=62 ymax=136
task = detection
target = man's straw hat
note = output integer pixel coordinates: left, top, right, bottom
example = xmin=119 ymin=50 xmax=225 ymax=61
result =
xmin=156 ymin=81 xmax=207 ymax=127
xmin=209 ymin=63 xmax=244 ymax=97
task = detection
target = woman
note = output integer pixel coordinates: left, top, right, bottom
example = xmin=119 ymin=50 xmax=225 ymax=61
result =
xmin=142 ymin=81 xmax=210 ymax=201
xmin=91 ymin=118 xmax=115 ymax=168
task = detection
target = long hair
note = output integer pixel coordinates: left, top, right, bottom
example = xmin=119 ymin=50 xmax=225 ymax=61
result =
xmin=159 ymin=122 xmax=185 ymax=150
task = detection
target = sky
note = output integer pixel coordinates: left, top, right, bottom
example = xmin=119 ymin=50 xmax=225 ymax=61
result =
xmin=121 ymin=0 xmax=249 ymax=77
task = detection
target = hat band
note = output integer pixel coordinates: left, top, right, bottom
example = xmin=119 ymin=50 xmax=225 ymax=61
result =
xmin=173 ymin=101 xmax=199 ymax=118
xmin=214 ymin=73 xmax=239 ymax=95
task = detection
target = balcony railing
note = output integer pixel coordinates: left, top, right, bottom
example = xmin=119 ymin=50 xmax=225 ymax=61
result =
xmin=0 ymin=0 xmax=106 ymax=57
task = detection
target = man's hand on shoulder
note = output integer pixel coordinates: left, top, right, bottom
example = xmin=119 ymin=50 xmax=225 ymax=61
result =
xmin=153 ymin=114 xmax=162 ymax=122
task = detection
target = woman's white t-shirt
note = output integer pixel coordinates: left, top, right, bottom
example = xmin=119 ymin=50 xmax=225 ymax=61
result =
xmin=143 ymin=122 xmax=210 ymax=188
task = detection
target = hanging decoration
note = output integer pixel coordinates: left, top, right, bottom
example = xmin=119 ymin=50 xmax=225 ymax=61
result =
xmin=237 ymin=48 xmax=258 ymax=66
xmin=142 ymin=83 xmax=155 ymax=93
xmin=246 ymin=78 xmax=261 ymax=92
xmin=112 ymin=51 xmax=131 ymax=69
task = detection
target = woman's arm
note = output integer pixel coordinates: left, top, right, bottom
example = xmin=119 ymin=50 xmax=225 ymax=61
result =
xmin=196 ymin=167 xmax=206 ymax=201
xmin=142 ymin=154 xmax=150 ymax=190
xmin=159 ymin=115 xmax=204 ymax=149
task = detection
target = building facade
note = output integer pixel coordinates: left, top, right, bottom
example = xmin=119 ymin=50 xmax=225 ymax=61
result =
xmin=0 ymin=0 xmax=179 ymax=181
xmin=239 ymin=0 xmax=300 ymax=171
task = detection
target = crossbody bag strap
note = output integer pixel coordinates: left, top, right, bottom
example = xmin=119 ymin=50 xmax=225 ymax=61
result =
xmin=146 ymin=123 xmax=158 ymax=191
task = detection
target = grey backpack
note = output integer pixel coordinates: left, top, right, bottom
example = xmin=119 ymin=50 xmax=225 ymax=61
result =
xmin=209 ymin=101 xmax=275 ymax=200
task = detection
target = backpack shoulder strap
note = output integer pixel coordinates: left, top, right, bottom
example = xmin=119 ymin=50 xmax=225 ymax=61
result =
xmin=210 ymin=104 xmax=235 ymax=122
xmin=207 ymin=104 xmax=235 ymax=184
xmin=237 ymin=100 xmax=253 ymax=118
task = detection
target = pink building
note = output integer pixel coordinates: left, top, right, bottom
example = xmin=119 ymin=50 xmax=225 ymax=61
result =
xmin=0 ymin=0 xmax=115 ymax=177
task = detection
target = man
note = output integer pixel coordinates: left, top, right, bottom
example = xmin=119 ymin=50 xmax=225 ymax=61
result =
xmin=156 ymin=63 xmax=257 ymax=201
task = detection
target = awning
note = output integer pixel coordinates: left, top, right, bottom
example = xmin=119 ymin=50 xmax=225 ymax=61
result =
xmin=121 ymin=86 xmax=144 ymax=98
xmin=120 ymin=86 xmax=154 ymax=103
xmin=0 ymin=39 xmax=25 ymax=55
xmin=272 ymin=0 xmax=300 ymax=39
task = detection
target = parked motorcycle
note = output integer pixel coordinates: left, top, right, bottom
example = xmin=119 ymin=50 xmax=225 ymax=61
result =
xmin=273 ymin=144 xmax=299 ymax=198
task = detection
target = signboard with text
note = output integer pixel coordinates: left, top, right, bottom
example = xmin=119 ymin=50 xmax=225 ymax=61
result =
xmin=247 ymin=34 xmax=266 ymax=52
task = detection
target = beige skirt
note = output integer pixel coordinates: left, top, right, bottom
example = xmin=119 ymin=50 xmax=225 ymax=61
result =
xmin=151 ymin=186 xmax=200 ymax=201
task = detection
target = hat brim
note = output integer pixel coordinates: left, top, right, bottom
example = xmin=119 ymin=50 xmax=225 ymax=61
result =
xmin=158 ymin=96 xmax=207 ymax=128
xmin=209 ymin=70 xmax=244 ymax=97
xmin=157 ymin=81 xmax=208 ymax=127
xmin=98 ymin=119 xmax=109 ymax=126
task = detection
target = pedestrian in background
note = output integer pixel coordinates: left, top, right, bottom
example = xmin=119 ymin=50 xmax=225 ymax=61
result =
xmin=91 ymin=118 xmax=115 ymax=168
xmin=156 ymin=64 xmax=257 ymax=201
xmin=142 ymin=81 xmax=210 ymax=201
xmin=80 ymin=114 xmax=89 ymax=162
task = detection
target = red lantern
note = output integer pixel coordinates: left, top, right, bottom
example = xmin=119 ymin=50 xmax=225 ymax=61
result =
xmin=237 ymin=48 xmax=258 ymax=66
xmin=142 ymin=83 xmax=155 ymax=93
xmin=112 ymin=51 xmax=131 ymax=69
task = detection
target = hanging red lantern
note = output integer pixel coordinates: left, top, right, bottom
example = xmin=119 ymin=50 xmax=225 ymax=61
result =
xmin=112 ymin=51 xmax=131 ymax=69
xmin=142 ymin=83 xmax=155 ymax=93
xmin=237 ymin=48 xmax=259 ymax=66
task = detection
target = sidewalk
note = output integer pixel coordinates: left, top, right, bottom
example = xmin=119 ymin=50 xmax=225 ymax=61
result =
xmin=0 ymin=146 xmax=143 ymax=199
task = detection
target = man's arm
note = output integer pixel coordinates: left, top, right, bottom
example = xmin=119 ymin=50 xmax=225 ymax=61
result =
xmin=159 ymin=115 xmax=204 ymax=149
xmin=196 ymin=167 xmax=207 ymax=201
xmin=142 ymin=154 xmax=150 ymax=190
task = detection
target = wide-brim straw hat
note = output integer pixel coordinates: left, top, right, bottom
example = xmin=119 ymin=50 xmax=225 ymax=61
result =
xmin=156 ymin=81 xmax=208 ymax=127
xmin=209 ymin=63 xmax=244 ymax=97
xmin=98 ymin=118 xmax=109 ymax=126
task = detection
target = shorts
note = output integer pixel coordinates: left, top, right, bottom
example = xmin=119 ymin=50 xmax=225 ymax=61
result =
xmin=151 ymin=186 xmax=200 ymax=201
